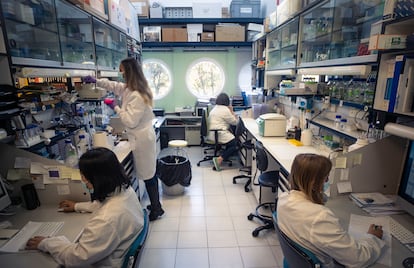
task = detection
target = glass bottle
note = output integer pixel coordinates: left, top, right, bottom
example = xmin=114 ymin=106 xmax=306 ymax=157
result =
xmin=64 ymin=139 xmax=78 ymax=167
xmin=340 ymin=118 xmax=348 ymax=131
xmin=334 ymin=115 xmax=342 ymax=129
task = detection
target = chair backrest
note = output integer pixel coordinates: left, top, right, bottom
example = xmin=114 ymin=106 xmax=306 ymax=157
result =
xmin=200 ymin=108 xmax=208 ymax=138
xmin=234 ymin=118 xmax=246 ymax=140
xmin=272 ymin=212 xmax=322 ymax=268
xmin=255 ymin=140 xmax=268 ymax=172
xmin=122 ymin=209 xmax=150 ymax=268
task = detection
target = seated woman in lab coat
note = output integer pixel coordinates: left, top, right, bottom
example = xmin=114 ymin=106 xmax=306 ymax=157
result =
xmin=209 ymin=93 xmax=238 ymax=171
xmin=277 ymin=154 xmax=385 ymax=268
xmin=26 ymin=147 xmax=144 ymax=267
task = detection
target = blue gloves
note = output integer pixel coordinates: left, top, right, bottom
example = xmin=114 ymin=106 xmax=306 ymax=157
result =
xmin=82 ymin=75 xmax=96 ymax=84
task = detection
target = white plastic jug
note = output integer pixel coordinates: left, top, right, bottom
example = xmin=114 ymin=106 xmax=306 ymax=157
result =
xmin=301 ymin=129 xmax=313 ymax=146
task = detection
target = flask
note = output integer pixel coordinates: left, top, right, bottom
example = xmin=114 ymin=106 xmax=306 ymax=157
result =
xmin=64 ymin=139 xmax=78 ymax=167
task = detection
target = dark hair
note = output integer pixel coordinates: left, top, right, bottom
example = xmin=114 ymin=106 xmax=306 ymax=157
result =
xmin=215 ymin=93 xmax=230 ymax=106
xmin=289 ymin=154 xmax=332 ymax=205
xmin=79 ymin=147 xmax=130 ymax=202
xmin=120 ymin=57 xmax=153 ymax=106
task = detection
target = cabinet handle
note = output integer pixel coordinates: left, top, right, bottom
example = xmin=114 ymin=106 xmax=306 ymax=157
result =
xmin=293 ymin=54 xmax=296 ymax=59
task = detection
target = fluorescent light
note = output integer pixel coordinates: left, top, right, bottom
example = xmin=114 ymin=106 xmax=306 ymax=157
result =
xmin=19 ymin=68 xmax=95 ymax=77
xmin=265 ymin=69 xmax=296 ymax=76
xmin=298 ymin=65 xmax=371 ymax=76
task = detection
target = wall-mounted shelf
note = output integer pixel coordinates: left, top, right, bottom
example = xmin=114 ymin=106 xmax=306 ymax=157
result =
xmin=142 ymin=41 xmax=252 ymax=48
xmin=308 ymin=117 xmax=362 ymax=142
xmin=139 ymin=18 xmax=264 ymax=25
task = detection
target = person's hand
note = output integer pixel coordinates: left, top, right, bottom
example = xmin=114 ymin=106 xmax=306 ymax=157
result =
xmin=368 ymin=224 xmax=383 ymax=239
xmin=26 ymin=236 xmax=46 ymax=250
xmin=59 ymin=200 xmax=76 ymax=212
xmin=104 ymin=98 xmax=117 ymax=110
xmin=82 ymin=75 xmax=96 ymax=84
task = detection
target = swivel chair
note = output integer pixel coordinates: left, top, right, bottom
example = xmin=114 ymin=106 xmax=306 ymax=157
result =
xmin=122 ymin=209 xmax=150 ymax=268
xmin=232 ymin=119 xmax=254 ymax=192
xmin=197 ymin=109 xmax=232 ymax=167
xmin=272 ymin=211 xmax=322 ymax=268
xmin=247 ymin=140 xmax=280 ymax=237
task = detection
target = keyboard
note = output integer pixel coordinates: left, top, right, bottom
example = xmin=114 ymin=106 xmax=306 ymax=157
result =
xmin=0 ymin=221 xmax=64 ymax=253
xmin=389 ymin=217 xmax=414 ymax=253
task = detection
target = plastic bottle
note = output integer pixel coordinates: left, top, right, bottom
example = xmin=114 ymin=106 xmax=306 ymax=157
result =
xmin=334 ymin=115 xmax=342 ymax=129
xmin=64 ymin=139 xmax=78 ymax=167
xmin=77 ymin=134 xmax=89 ymax=157
xmin=340 ymin=118 xmax=348 ymax=130
xmin=88 ymin=124 xmax=96 ymax=147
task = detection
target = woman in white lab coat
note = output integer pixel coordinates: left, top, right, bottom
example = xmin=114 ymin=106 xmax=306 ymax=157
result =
xmin=208 ymin=93 xmax=238 ymax=171
xmin=277 ymin=154 xmax=385 ymax=268
xmin=26 ymin=148 xmax=144 ymax=267
xmin=96 ymin=57 xmax=164 ymax=221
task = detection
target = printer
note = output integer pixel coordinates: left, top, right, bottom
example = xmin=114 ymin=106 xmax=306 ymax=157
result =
xmin=256 ymin=113 xmax=287 ymax=137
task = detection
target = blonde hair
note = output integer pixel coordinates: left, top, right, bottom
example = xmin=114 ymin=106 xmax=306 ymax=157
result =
xmin=121 ymin=58 xmax=153 ymax=106
xmin=289 ymin=154 xmax=332 ymax=204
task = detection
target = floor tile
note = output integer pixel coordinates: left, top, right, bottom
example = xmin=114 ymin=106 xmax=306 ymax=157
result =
xmin=208 ymin=247 xmax=244 ymax=268
xmin=179 ymin=216 xmax=206 ymax=231
xmin=205 ymin=216 xmax=234 ymax=231
xmin=239 ymin=246 xmax=278 ymax=268
xmin=139 ymin=248 xmax=176 ymax=268
xmin=146 ymin=231 xmax=178 ymax=248
xmin=207 ymin=230 xmax=238 ymax=247
xmin=175 ymin=248 xmax=209 ymax=268
xmin=177 ymin=230 xmax=208 ymax=248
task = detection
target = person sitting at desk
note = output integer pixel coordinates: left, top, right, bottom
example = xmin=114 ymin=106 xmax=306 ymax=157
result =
xmin=277 ymin=153 xmax=385 ymax=268
xmin=209 ymin=93 xmax=238 ymax=171
xmin=25 ymin=147 xmax=144 ymax=267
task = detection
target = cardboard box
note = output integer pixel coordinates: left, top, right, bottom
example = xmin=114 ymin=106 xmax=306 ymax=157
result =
xmin=368 ymin=34 xmax=407 ymax=50
xmin=130 ymin=0 xmax=149 ymax=18
xmin=201 ymin=32 xmax=214 ymax=42
xmin=193 ymin=3 xmax=222 ymax=18
xmin=215 ymin=25 xmax=245 ymax=42
xmin=162 ymin=28 xmax=187 ymax=42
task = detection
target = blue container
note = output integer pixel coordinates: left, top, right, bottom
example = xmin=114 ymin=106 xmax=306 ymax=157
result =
xmin=230 ymin=0 xmax=261 ymax=18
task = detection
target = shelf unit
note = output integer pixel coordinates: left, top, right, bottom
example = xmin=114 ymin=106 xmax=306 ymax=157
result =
xmin=139 ymin=17 xmax=263 ymax=48
xmin=308 ymin=117 xmax=360 ymax=142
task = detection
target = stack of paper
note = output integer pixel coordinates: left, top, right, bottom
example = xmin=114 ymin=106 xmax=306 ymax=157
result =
xmin=349 ymin=192 xmax=405 ymax=216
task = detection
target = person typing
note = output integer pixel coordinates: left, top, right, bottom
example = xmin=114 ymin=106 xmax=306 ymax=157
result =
xmin=25 ymin=148 xmax=144 ymax=267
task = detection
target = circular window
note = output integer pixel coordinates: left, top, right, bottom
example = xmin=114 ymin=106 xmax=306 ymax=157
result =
xmin=186 ymin=58 xmax=225 ymax=99
xmin=142 ymin=59 xmax=172 ymax=100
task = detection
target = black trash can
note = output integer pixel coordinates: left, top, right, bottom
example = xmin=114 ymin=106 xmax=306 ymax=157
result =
xmin=156 ymin=155 xmax=192 ymax=195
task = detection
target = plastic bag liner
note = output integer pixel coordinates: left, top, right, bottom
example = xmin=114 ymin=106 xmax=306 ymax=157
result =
xmin=156 ymin=155 xmax=192 ymax=187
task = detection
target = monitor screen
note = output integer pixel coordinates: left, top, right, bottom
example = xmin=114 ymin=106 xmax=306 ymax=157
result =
xmin=0 ymin=176 xmax=11 ymax=212
xmin=397 ymin=140 xmax=414 ymax=216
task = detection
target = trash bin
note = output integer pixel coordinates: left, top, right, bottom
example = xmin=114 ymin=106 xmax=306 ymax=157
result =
xmin=156 ymin=154 xmax=192 ymax=195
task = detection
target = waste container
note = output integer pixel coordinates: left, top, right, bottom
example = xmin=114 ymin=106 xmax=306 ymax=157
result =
xmin=156 ymin=154 xmax=192 ymax=195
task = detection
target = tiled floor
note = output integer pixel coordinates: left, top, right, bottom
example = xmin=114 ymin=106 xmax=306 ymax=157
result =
xmin=139 ymin=147 xmax=284 ymax=268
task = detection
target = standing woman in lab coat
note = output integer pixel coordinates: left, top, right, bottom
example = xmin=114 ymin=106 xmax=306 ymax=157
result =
xmin=277 ymin=154 xmax=385 ymax=268
xmin=26 ymin=148 xmax=144 ymax=267
xmin=96 ymin=57 xmax=164 ymax=221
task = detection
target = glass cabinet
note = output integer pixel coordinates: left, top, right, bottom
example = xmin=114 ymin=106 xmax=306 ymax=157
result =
xmin=93 ymin=18 xmax=127 ymax=71
xmin=266 ymin=17 xmax=299 ymax=71
xmin=299 ymin=0 xmax=383 ymax=66
xmin=1 ymin=0 xmax=60 ymax=63
xmin=56 ymin=0 xmax=95 ymax=68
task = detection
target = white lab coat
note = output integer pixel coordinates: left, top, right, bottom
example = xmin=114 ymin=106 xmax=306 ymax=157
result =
xmin=97 ymin=79 xmax=156 ymax=180
xmin=277 ymin=190 xmax=385 ymax=268
xmin=208 ymin=105 xmax=238 ymax=144
xmin=38 ymin=187 xmax=144 ymax=267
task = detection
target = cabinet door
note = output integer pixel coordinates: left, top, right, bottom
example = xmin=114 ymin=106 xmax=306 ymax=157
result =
xmin=266 ymin=28 xmax=281 ymax=70
xmin=56 ymin=0 xmax=95 ymax=68
xmin=93 ymin=18 xmax=127 ymax=71
xmin=1 ymin=0 xmax=60 ymax=62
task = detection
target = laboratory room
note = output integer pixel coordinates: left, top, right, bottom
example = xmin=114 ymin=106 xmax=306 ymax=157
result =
xmin=0 ymin=0 xmax=414 ymax=267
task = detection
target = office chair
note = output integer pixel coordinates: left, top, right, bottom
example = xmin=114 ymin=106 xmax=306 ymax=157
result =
xmin=122 ymin=209 xmax=150 ymax=268
xmin=247 ymin=140 xmax=280 ymax=237
xmin=197 ymin=109 xmax=232 ymax=167
xmin=272 ymin=211 xmax=322 ymax=268
xmin=232 ymin=119 xmax=254 ymax=192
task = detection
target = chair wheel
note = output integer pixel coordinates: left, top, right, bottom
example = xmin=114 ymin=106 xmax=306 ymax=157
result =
xmin=228 ymin=163 xmax=232 ymax=167
xmin=197 ymin=163 xmax=200 ymax=166
xmin=232 ymin=179 xmax=236 ymax=184
xmin=252 ymin=230 xmax=259 ymax=237
xmin=247 ymin=214 xmax=254 ymax=221
xmin=244 ymin=187 xmax=250 ymax=192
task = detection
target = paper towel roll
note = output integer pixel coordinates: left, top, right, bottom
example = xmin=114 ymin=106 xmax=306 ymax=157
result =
xmin=93 ymin=131 xmax=113 ymax=149
xmin=384 ymin=123 xmax=414 ymax=140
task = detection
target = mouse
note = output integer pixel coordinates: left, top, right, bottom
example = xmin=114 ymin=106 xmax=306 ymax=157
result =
xmin=403 ymin=257 xmax=414 ymax=268
xmin=57 ymin=208 xmax=65 ymax=212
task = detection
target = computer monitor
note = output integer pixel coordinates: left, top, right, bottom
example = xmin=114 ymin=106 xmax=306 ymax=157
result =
xmin=0 ymin=176 xmax=11 ymax=212
xmin=396 ymin=140 xmax=414 ymax=216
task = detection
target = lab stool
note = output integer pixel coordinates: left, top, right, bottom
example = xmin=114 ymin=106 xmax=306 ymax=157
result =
xmin=168 ymin=140 xmax=188 ymax=157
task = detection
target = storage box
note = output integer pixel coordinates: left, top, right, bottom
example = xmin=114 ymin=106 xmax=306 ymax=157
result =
xmin=150 ymin=6 xmax=163 ymax=18
xmin=230 ymin=0 xmax=261 ymax=18
xmin=164 ymin=6 xmax=192 ymax=18
xmin=193 ymin=3 xmax=222 ymax=18
xmin=187 ymin=24 xmax=203 ymax=42
xmin=277 ymin=0 xmax=301 ymax=26
xmin=130 ymin=0 xmax=149 ymax=18
xmin=143 ymin=26 xmax=161 ymax=42
xmin=215 ymin=24 xmax=245 ymax=41
xmin=368 ymin=34 xmax=407 ymax=50
xmin=201 ymin=32 xmax=214 ymax=42
xmin=162 ymin=28 xmax=187 ymax=42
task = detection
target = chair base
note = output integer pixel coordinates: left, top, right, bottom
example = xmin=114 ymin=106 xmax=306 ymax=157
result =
xmin=247 ymin=201 xmax=276 ymax=237
xmin=232 ymin=174 xmax=251 ymax=192
xmin=197 ymin=156 xmax=232 ymax=167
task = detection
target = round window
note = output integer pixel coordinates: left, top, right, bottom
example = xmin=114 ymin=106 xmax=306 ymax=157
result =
xmin=142 ymin=59 xmax=172 ymax=100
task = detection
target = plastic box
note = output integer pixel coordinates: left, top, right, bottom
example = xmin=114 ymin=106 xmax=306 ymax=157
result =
xmin=230 ymin=0 xmax=261 ymax=18
xmin=164 ymin=7 xmax=192 ymax=18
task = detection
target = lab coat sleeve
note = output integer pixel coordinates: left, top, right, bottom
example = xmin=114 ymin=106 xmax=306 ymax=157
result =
xmin=96 ymin=78 xmax=125 ymax=96
xmin=310 ymin=210 xmax=385 ymax=268
xmin=74 ymin=201 xmax=101 ymax=213
xmin=223 ymin=108 xmax=238 ymax=126
xmin=116 ymin=92 xmax=146 ymax=129
xmin=38 ymin=215 xmax=121 ymax=267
